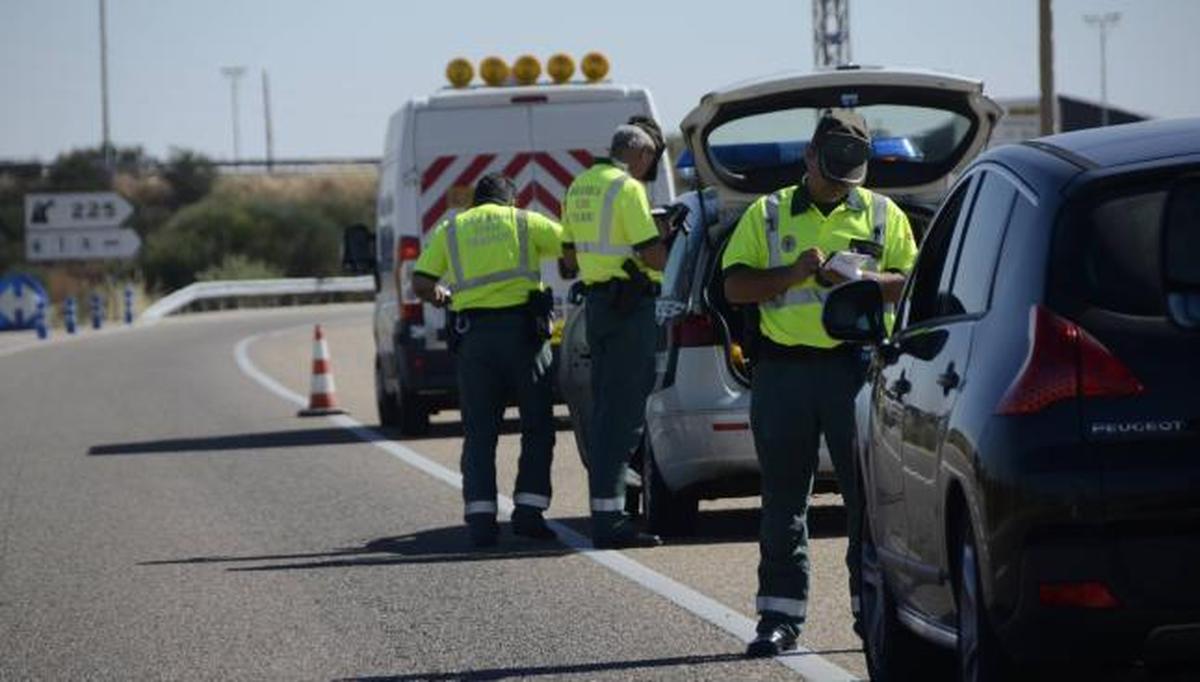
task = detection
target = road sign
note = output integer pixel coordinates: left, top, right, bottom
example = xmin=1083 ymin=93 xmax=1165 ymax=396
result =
xmin=25 ymin=192 xmax=134 ymax=232
xmin=25 ymin=228 xmax=142 ymax=262
xmin=0 ymin=274 xmax=48 ymax=331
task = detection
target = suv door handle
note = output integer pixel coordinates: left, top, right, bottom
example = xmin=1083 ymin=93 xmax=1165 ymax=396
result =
xmin=937 ymin=362 xmax=960 ymax=393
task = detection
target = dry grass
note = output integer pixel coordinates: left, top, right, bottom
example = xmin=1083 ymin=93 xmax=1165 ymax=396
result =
xmin=211 ymin=172 xmax=377 ymax=205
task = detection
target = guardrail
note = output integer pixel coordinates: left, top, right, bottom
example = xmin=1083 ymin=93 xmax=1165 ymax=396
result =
xmin=139 ymin=276 xmax=375 ymax=325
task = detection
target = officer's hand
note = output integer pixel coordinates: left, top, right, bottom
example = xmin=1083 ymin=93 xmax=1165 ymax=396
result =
xmin=432 ymin=285 xmax=452 ymax=308
xmin=790 ymin=248 xmax=825 ymax=283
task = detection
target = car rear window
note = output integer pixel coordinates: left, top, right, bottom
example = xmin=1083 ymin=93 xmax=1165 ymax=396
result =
xmin=1081 ymin=190 xmax=1165 ymax=316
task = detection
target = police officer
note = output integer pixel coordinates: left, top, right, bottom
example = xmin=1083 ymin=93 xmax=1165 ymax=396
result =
xmin=560 ymin=124 xmax=666 ymax=549
xmin=412 ymin=173 xmax=564 ymax=547
xmin=722 ymin=111 xmax=918 ymax=657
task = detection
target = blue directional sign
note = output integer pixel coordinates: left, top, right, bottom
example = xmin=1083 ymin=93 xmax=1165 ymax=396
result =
xmin=0 ymin=274 xmax=49 ymax=331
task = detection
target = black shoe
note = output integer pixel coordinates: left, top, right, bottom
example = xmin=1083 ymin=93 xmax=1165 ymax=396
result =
xmin=745 ymin=623 xmax=799 ymax=658
xmin=593 ymin=530 xmax=662 ymax=549
xmin=466 ymin=516 xmax=499 ymax=548
xmin=511 ymin=507 xmax=556 ymax=541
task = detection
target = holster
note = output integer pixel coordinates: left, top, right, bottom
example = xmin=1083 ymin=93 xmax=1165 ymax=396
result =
xmin=611 ymin=259 xmax=652 ymax=317
xmin=527 ymin=289 xmax=554 ymax=343
xmin=445 ymin=310 xmax=463 ymax=354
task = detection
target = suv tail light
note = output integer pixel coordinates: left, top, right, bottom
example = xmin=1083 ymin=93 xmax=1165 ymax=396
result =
xmin=397 ymin=236 xmax=423 ymax=324
xmin=997 ymin=306 xmax=1144 ymax=415
xmin=673 ymin=313 xmax=717 ymax=347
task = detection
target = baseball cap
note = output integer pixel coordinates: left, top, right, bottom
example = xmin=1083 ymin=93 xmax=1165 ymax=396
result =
xmin=812 ymin=110 xmax=872 ymax=185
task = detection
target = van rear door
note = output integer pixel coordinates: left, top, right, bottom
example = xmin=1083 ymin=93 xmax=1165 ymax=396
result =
xmin=412 ymin=105 xmax=534 ymax=347
xmin=530 ymin=95 xmax=676 ymax=316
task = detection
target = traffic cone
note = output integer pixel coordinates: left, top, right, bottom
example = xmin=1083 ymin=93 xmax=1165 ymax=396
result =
xmin=298 ymin=324 xmax=346 ymax=417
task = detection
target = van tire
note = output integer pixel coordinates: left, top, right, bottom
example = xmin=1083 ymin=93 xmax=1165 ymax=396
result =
xmin=375 ymin=357 xmax=401 ymax=428
xmin=396 ymin=390 xmax=430 ymax=436
xmin=641 ymin=440 xmax=698 ymax=536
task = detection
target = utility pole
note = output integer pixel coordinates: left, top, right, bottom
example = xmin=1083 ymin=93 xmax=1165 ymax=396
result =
xmin=813 ymin=0 xmax=851 ymax=68
xmin=262 ymin=70 xmax=275 ymax=172
xmin=1038 ymin=0 xmax=1055 ymax=136
xmin=220 ymin=66 xmax=247 ymax=162
xmin=99 ymin=0 xmax=112 ymax=172
xmin=1084 ymin=11 xmax=1121 ymax=126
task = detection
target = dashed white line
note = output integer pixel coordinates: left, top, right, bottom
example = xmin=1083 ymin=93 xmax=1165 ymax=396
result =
xmin=234 ymin=328 xmax=861 ymax=682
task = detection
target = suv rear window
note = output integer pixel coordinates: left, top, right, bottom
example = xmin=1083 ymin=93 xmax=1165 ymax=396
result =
xmin=1080 ymin=190 xmax=1166 ymax=316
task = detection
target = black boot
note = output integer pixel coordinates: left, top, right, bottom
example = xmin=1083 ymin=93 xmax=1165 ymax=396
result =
xmin=466 ymin=514 xmax=499 ymax=548
xmin=511 ymin=505 xmax=556 ymax=541
xmin=745 ymin=619 xmax=800 ymax=658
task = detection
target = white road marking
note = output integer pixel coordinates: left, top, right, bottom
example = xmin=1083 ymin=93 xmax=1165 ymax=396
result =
xmin=234 ymin=329 xmax=861 ymax=682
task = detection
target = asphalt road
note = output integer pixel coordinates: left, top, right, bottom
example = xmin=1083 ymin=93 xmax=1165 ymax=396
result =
xmin=0 ymin=304 xmax=867 ymax=680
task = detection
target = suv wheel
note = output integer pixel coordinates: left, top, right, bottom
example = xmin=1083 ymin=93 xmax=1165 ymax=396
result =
xmin=375 ymin=357 xmax=401 ymax=427
xmin=860 ymin=501 xmax=938 ymax=680
xmin=641 ymin=439 xmax=697 ymax=536
xmin=956 ymin=517 xmax=1010 ymax=682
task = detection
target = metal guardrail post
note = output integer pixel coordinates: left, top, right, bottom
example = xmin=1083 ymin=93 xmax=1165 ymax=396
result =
xmin=91 ymin=293 xmax=103 ymax=330
xmin=65 ymin=297 xmax=77 ymax=335
xmin=124 ymin=285 xmax=134 ymax=325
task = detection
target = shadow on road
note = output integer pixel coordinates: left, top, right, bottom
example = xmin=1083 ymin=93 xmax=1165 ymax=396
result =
xmin=339 ymin=650 xmax=848 ymax=680
xmin=384 ymin=414 xmax=575 ymax=441
xmin=88 ymin=427 xmax=389 ymax=456
xmin=139 ymin=525 xmax=573 ymax=573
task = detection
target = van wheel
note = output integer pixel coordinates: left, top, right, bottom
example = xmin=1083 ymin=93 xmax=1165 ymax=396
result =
xmin=375 ymin=358 xmax=401 ymax=428
xmin=641 ymin=440 xmax=697 ymax=536
xmin=396 ymin=390 xmax=430 ymax=436
xmin=956 ymin=516 xmax=1011 ymax=682
xmin=860 ymin=500 xmax=939 ymax=680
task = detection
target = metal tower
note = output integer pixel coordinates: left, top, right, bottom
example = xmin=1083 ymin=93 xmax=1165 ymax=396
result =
xmin=813 ymin=0 xmax=851 ymax=68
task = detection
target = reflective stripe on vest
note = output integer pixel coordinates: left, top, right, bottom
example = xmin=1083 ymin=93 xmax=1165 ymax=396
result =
xmin=762 ymin=189 xmax=892 ymax=312
xmin=575 ymin=174 xmax=633 ymax=257
xmin=445 ymin=209 xmax=539 ymax=293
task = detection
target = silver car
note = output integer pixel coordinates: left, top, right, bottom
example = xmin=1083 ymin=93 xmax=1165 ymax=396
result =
xmin=560 ymin=66 xmax=1000 ymax=535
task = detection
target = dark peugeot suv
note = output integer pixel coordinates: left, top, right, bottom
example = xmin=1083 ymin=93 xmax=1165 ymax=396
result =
xmin=822 ymin=118 xmax=1200 ymax=680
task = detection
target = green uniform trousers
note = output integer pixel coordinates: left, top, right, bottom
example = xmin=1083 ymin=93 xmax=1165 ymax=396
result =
xmin=750 ymin=346 xmax=865 ymax=628
xmin=455 ymin=311 xmax=555 ymax=517
xmin=584 ymin=288 xmax=657 ymax=541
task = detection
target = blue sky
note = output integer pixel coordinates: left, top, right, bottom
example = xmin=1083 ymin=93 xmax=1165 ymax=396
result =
xmin=2 ymin=0 xmax=1197 ymax=162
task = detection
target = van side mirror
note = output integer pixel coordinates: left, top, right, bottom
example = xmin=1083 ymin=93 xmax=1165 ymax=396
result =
xmin=342 ymin=223 xmax=378 ymax=292
xmin=822 ymin=280 xmax=886 ymax=344
xmin=1162 ymin=176 xmax=1200 ymax=330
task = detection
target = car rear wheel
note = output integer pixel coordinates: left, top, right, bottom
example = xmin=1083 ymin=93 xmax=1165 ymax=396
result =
xmin=641 ymin=439 xmax=698 ymax=536
xmin=956 ymin=516 xmax=1011 ymax=682
xmin=860 ymin=500 xmax=939 ymax=681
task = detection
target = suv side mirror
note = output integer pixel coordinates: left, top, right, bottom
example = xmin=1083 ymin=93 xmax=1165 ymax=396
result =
xmin=342 ymin=223 xmax=378 ymax=290
xmin=822 ymin=280 xmax=886 ymax=344
xmin=1162 ymin=176 xmax=1200 ymax=330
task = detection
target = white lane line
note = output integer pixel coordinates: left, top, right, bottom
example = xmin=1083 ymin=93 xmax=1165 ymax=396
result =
xmin=234 ymin=330 xmax=860 ymax=682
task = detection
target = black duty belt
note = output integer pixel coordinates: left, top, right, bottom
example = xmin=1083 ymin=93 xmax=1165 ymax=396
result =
xmin=455 ymin=303 xmax=531 ymax=319
xmin=583 ymin=279 xmax=662 ymax=297
xmin=758 ymin=338 xmax=857 ymax=361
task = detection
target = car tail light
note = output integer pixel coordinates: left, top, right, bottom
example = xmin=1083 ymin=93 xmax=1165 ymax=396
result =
xmin=673 ymin=313 xmax=717 ymax=347
xmin=997 ymin=306 xmax=1144 ymax=415
xmin=397 ymin=237 xmax=423 ymax=324
xmin=1039 ymin=581 xmax=1119 ymax=609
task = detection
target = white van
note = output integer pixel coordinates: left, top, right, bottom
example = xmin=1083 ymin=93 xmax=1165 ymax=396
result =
xmin=352 ymin=60 xmax=675 ymax=434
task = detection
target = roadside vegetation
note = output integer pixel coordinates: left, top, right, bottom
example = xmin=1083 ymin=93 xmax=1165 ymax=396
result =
xmin=0 ymin=146 xmax=377 ymax=319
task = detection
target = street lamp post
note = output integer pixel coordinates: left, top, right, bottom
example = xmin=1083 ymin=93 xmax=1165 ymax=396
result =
xmin=1083 ymin=11 xmax=1121 ymax=127
xmin=220 ymin=66 xmax=247 ymax=162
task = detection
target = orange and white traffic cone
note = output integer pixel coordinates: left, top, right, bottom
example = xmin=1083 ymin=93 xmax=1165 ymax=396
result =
xmin=298 ymin=324 xmax=346 ymax=417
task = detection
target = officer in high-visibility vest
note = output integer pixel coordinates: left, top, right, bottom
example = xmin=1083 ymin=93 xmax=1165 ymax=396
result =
xmin=413 ymin=173 xmax=564 ymax=547
xmin=722 ymin=111 xmax=918 ymax=657
xmin=560 ymin=124 xmax=667 ymax=549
